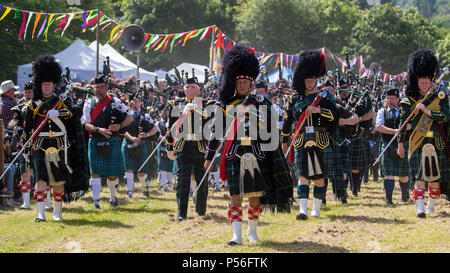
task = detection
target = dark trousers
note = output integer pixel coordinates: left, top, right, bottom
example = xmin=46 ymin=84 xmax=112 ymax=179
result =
xmin=175 ymin=143 xmax=207 ymax=218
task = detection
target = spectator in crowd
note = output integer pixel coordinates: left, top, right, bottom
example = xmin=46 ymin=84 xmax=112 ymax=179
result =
xmin=1 ymin=80 xmax=19 ymax=127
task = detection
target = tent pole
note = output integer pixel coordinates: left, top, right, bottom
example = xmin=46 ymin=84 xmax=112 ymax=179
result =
xmin=209 ymin=25 xmax=215 ymax=74
xmin=96 ymin=9 xmax=100 ymax=77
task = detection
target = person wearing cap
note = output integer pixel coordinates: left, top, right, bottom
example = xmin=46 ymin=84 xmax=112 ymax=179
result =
xmin=282 ymin=50 xmax=337 ymax=220
xmin=205 ymin=45 xmax=293 ymax=245
xmin=81 ymin=75 xmax=134 ymax=209
xmin=22 ymin=55 xmax=89 ymax=222
xmin=165 ymin=76 xmax=215 ymax=222
xmin=121 ymin=92 xmax=160 ymax=198
xmin=17 ymin=82 xmax=33 ymax=104
xmin=397 ymin=49 xmax=450 ymax=218
xmin=376 ymin=88 xmax=410 ymax=204
xmin=1 ymin=80 xmax=19 ymax=128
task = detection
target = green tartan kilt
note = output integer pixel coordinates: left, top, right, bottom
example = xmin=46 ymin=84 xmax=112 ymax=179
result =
xmin=340 ymin=140 xmax=351 ymax=173
xmin=409 ymin=139 xmax=450 ymax=183
xmin=145 ymin=141 xmax=158 ymax=179
xmin=349 ymin=135 xmax=370 ymax=171
xmin=293 ymin=133 xmax=334 ymax=181
xmin=327 ymin=140 xmax=345 ymax=181
xmin=157 ymin=147 xmax=174 ymax=172
xmin=380 ymin=142 xmax=409 ymax=177
xmin=225 ymin=145 xmax=270 ymax=196
xmin=88 ymin=137 xmax=124 ymax=177
xmin=121 ymin=140 xmax=150 ymax=173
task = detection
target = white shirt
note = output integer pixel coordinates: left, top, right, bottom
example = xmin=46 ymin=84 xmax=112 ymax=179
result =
xmin=81 ymin=96 xmax=129 ymax=124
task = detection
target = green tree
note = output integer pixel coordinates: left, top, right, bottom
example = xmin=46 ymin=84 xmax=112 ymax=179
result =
xmin=437 ymin=32 xmax=450 ymax=69
xmin=119 ymin=0 xmax=237 ymax=72
xmin=234 ymin=0 xmax=322 ymax=54
xmin=349 ymin=3 xmax=443 ymax=74
xmin=317 ymin=0 xmax=361 ymax=54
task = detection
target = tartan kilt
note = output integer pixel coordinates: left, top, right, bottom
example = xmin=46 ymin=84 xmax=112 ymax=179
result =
xmin=157 ymin=147 xmax=174 ymax=172
xmin=293 ymin=133 xmax=334 ymax=181
xmin=327 ymin=139 xmax=345 ymax=181
xmin=409 ymin=139 xmax=450 ymax=183
xmin=121 ymin=140 xmax=150 ymax=173
xmin=145 ymin=140 xmax=158 ymax=179
xmin=31 ymin=148 xmax=66 ymax=184
xmin=88 ymin=137 xmax=125 ymax=177
xmin=340 ymin=140 xmax=351 ymax=173
xmin=380 ymin=142 xmax=409 ymax=177
xmin=225 ymin=145 xmax=270 ymax=196
xmin=18 ymin=153 xmax=28 ymax=175
xmin=349 ymin=135 xmax=370 ymax=171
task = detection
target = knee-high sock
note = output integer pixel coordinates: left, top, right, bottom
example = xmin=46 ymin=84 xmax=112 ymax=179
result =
xmin=352 ymin=172 xmax=361 ymax=195
xmin=107 ymin=178 xmax=118 ymax=200
xmin=212 ymin=170 xmax=220 ymax=189
xmin=323 ymin=178 xmax=328 ymax=199
xmin=297 ymin=184 xmax=310 ymax=200
xmin=427 ymin=185 xmax=440 ymax=213
xmin=125 ymin=173 xmax=134 ymax=193
xmin=383 ymin=179 xmax=395 ymax=203
xmin=399 ymin=181 xmax=410 ymax=201
xmin=138 ymin=174 xmax=147 ymax=189
xmin=159 ymin=171 xmax=167 ymax=189
xmin=90 ymin=177 xmax=102 ymax=204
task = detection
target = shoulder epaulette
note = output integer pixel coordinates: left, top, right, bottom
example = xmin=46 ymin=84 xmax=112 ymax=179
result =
xmin=400 ymin=97 xmax=411 ymax=105
xmin=167 ymin=100 xmax=176 ymax=108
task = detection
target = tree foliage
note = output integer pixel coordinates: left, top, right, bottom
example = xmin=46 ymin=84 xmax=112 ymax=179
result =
xmin=0 ymin=0 xmax=448 ymax=83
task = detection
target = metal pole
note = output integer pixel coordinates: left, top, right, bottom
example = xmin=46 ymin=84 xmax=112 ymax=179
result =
xmin=209 ymin=26 xmax=215 ymax=74
xmin=137 ymin=53 xmax=140 ymax=81
xmin=96 ymin=9 xmax=100 ymax=77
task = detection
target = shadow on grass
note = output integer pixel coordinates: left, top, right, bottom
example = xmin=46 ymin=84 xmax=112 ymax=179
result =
xmin=260 ymin=240 xmax=350 ymax=253
xmin=208 ymin=194 xmax=231 ymax=201
xmin=326 ymin=214 xmax=413 ymax=224
xmin=207 ymin=204 xmax=229 ymax=210
xmin=61 ymin=219 xmax=134 ymax=228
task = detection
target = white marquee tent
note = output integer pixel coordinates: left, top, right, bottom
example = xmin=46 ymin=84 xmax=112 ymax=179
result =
xmin=168 ymin=63 xmax=210 ymax=83
xmin=88 ymin=42 xmax=157 ymax=83
xmin=16 ymin=39 xmax=157 ymax=89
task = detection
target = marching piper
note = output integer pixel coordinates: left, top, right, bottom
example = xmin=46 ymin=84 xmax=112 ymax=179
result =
xmin=375 ymin=88 xmax=410 ymax=204
xmin=282 ymin=50 xmax=337 ymax=220
xmin=205 ymin=45 xmax=293 ymax=245
xmin=81 ymin=76 xmax=133 ymax=209
xmin=23 ymin=55 xmax=88 ymax=222
xmin=397 ymin=49 xmax=450 ymax=218
xmin=166 ymin=76 xmax=215 ymax=222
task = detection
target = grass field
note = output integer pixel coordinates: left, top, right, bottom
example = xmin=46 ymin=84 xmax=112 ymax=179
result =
xmin=0 ymin=178 xmax=449 ymax=253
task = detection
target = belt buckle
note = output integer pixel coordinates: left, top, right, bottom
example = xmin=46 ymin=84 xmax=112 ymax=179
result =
xmin=185 ymin=134 xmax=195 ymax=141
xmin=240 ymin=137 xmax=251 ymax=146
xmin=49 ymin=131 xmax=56 ymax=138
xmin=306 ymin=126 xmax=314 ymax=134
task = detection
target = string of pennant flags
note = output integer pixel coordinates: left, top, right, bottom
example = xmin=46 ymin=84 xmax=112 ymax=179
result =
xmin=0 ymin=3 xmax=407 ymax=83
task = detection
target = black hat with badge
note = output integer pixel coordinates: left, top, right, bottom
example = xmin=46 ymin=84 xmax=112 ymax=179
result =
xmin=94 ymin=75 xmax=108 ymax=85
xmin=219 ymin=44 xmax=259 ymax=104
xmin=185 ymin=77 xmax=199 ymax=86
xmin=386 ymin=88 xmax=400 ymax=97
